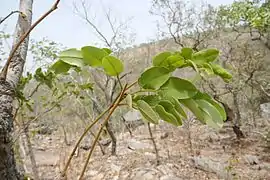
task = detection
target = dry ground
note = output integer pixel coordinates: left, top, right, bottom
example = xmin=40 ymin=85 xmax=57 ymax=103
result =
xmin=27 ymin=118 xmax=270 ymax=180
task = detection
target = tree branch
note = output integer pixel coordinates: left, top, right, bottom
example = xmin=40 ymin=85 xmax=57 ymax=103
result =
xmin=0 ymin=0 xmax=61 ymax=80
xmin=0 ymin=11 xmax=23 ymax=25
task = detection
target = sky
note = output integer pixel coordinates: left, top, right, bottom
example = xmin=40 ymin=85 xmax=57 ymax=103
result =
xmin=1 ymin=0 xmax=235 ymax=49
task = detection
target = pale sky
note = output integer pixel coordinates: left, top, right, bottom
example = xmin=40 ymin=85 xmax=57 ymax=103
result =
xmin=1 ymin=0 xmax=234 ymax=49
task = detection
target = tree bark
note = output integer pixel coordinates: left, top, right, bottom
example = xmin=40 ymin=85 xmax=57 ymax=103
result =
xmin=0 ymin=0 xmax=33 ymax=179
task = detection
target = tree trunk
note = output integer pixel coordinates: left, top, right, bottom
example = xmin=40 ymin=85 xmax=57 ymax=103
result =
xmin=232 ymin=92 xmax=245 ymax=139
xmin=0 ymin=0 xmax=33 ymax=179
xmin=105 ymin=121 xmax=117 ymax=155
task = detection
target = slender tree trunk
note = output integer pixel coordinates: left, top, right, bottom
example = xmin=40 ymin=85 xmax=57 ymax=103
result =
xmin=232 ymin=92 xmax=245 ymax=139
xmin=0 ymin=0 xmax=33 ymax=179
xmin=105 ymin=121 xmax=117 ymax=155
xmin=233 ymin=92 xmax=241 ymax=127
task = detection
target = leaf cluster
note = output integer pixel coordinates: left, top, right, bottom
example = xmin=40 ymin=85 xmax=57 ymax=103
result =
xmin=133 ymin=47 xmax=231 ymax=128
xmin=50 ymin=45 xmax=232 ymax=129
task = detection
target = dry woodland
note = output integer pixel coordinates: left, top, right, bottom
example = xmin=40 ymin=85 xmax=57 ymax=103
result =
xmin=0 ymin=0 xmax=270 ymax=180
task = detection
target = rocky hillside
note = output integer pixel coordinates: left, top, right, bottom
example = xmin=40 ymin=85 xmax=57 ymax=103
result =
xmin=17 ymin=27 xmax=270 ymax=180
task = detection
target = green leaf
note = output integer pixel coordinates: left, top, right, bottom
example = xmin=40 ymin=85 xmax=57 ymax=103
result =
xmin=102 ymin=48 xmax=112 ymax=54
xmin=192 ymin=49 xmax=219 ymax=64
xmin=165 ymin=54 xmax=185 ymax=70
xmin=50 ymin=60 xmax=71 ymax=74
xmin=179 ymin=98 xmax=206 ymax=124
xmin=196 ymin=99 xmax=224 ymax=129
xmin=155 ymin=105 xmax=181 ymax=126
xmin=137 ymin=100 xmax=159 ymax=124
xmin=206 ymin=99 xmax=226 ymax=121
xmin=58 ymin=48 xmax=84 ymax=67
xmin=59 ymin=48 xmax=82 ymax=59
xmin=201 ymin=63 xmax=214 ymax=75
xmin=181 ymin=47 xmax=193 ymax=60
xmin=43 ymin=72 xmax=54 ymax=89
xmin=153 ymin=52 xmax=172 ymax=66
xmin=102 ymin=56 xmax=124 ymax=76
xmin=138 ymin=67 xmax=171 ymax=90
xmin=153 ymin=51 xmax=185 ymax=71
xmin=210 ymin=63 xmax=232 ymax=82
xmin=171 ymin=97 xmax=187 ymax=119
xmin=133 ymin=95 xmax=161 ymax=107
xmin=158 ymin=100 xmax=182 ymax=126
xmin=160 ymin=77 xmax=198 ymax=99
xmin=186 ymin=60 xmax=199 ymax=72
xmin=194 ymin=92 xmax=226 ymax=121
xmin=81 ymin=46 xmax=109 ymax=67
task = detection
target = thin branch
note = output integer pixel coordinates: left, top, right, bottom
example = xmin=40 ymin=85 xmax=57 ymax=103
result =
xmin=0 ymin=0 xmax=61 ymax=80
xmin=78 ymin=84 xmax=128 ymax=180
xmin=11 ymin=97 xmax=63 ymax=145
xmin=0 ymin=11 xmax=22 ymax=25
xmin=147 ymin=123 xmax=160 ymax=165
xmin=109 ymin=71 xmax=131 ymax=102
xmin=117 ymin=74 xmax=123 ymax=90
xmin=74 ymin=0 xmax=111 ymax=47
xmin=28 ymin=82 xmax=42 ymax=98
xmin=61 ymin=106 xmax=111 ymax=178
xmin=121 ymin=116 xmax=133 ymax=137
xmin=73 ymin=111 xmax=105 ymax=155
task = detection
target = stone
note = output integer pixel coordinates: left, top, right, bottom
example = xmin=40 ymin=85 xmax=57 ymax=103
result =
xmin=192 ymin=156 xmax=232 ymax=179
xmin=260 ymin=103 xmax=270 ymax=119
xmin=128 ymin=139 xmax=151 ymax=150
xmin=243 ymin=155 xmax=260 ymax=165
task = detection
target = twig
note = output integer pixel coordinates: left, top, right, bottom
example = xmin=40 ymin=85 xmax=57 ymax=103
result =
xmin=0 ymin=11 xmax=22 ymax=25
xmin=72 ymin=110 xmax=106 ymax=155
xmin=117 ymin=74 xmax=123 ymax=90
xmin=28 ymin=82 xmax=42 ymax=98
xmin=61 ymin=106 xmax=111 ymax=178
xmin=121 ymin=116 xmax=133 ymax=137
xmin=0 ymin=0 xmax=61 ymax=80
xmin=126 ymin=80 xmax=138 ymax=91
xmin=74 ymin=0 xmax=111 ymax=47
xmin=78 ymin=84 xmax=128 ymax=180
xmin=11 ymin=97 xmax=64 ymax=145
